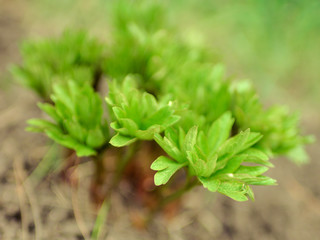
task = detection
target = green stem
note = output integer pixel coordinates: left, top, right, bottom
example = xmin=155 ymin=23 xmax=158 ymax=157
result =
xmin=110 ymin=141 xmax=141 ymax=191
xmin=95 ymin=153 xmax=105 ymax=185
xmin=146 ymin=177 xmax=199 ymax=224
xmin=90 ymin=153 xmax=107 ymax=205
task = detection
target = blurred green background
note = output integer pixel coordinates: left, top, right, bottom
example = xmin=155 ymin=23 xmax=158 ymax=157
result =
xmin=177 ymin=0 xmax=320 ymax=108
xmin=24 ymin=0 xmax=320 ymax=111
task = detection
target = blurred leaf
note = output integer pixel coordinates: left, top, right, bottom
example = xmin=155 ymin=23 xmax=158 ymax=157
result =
xmin=109 ymin=133 xmax=136 ymax=147
xmin=151 ymin=156 xmax=185 ymax=185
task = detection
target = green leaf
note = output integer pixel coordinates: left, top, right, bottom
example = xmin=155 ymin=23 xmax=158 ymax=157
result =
xmin=86 ymin=128 xmax=106 ymax=149
xmin=143 ymin=106 xmax=177 ymax=127
xmin=200 ymin=176 xmax=253 ymax=201
xmin=154 ymin=133 xmax=184 ymax=163
xmin=187 ymin=151 xmax=217 ymax=177
xmin=118 ymin=118 xmax=139 ymax=135
xmin=218 ymin=129 xmax=250 ymax=157
xmin=106 ymin=77 xmax=180 ymax=143
xmin=164 ymin=128 xmax=179 ymax=145
xmin=207 ymin=112 xmax=234 ymax=154
xmin=109 ymin=133 xmax=136 ymax=147
xmin=245 ymin=132 xmax=263 ymax=149
xmin=135 ymin=125 xmax=161 ymax=140
xmin=242 ymin=148 xmax=274 ymax=167
xmin=235 ymin=166 xmax=269 ymax=176
xmin=287 ymin=145 xmax=309 ymax=165
xmin=183 ymin=126 xmax=198 ymax=153
xmin=163 ymin=115 xmax=181 ymax=128
xmin=233 ymin=174 xmax=277 ymax=186
xmin=38 ymin=103 xmax=60 ymax=122
xmin=199 ymin=177 xmax=220 ymax=192
xmin=243 ymin=148 xmax=269 ymax=160
xmin=151 ymin=156 xmax=185 ymax=185
xmin=45 ymin=129 xmax=96 ymax=157
xmin=178 ymin=127 xmax=186 ymax=150
xmin=218 ymin=130 xmax=262 ymax=162
xmin=214 ymin=155 xmax=246 ymax=175
xmin=27 ymin=119 xmax=57 ymax=132
xmin=63 ymin=120 xmax=87 ymax=143
xmin=142 ymin=92 xmax=158 ymax=111
xmin=110 ymin=121 xmax=125 ymax=131
xmin=217 ymin=181 xmax=249 ymax=202
xmin=112 ymin=106 xmax=126 ymax=120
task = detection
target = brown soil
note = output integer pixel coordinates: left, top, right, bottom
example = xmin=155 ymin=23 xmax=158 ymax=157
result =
xmin=1 ymin=1 xmax=320 ymax=239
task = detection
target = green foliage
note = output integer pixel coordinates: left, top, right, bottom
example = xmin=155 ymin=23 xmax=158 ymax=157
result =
xmin=106 ymin=76 xmax=180 ymax=147
xmin=104 ymin=0 xmax=172 ymax=94
xmin=112 ymin=0 xmax=166 ymax=35
xmin=163 ymin=64 xmax=232 ymax=126
xmin=105 ymin=0 xmax=213 ymax=95
xmin=14 ymin=0 xmax=313 ymax=204
xmin=233 ymin=81 xmax=313 ymax=163
xmin=27 ymin=81 xmax=109 ymax=157
xmin=152 ymin=113 xmax=276 ymax=201
xmin=11 ymin=31 xmax=105 ymax=99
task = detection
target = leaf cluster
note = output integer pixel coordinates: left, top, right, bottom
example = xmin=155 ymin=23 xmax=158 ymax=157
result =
xmin=27 ymin=81 xmax=109 ymax=156
xmin=106 ymin=76 xmax=180 ymax=146
xmin=14 ymin=0 xmax=313 ymax=202
xmin=233 ymin=82 xmax=314 ymax=163
xmin=152 ymin=113 xmax=275 ymax=201
xmin=11 ymin=31 xmax=105 ymax=99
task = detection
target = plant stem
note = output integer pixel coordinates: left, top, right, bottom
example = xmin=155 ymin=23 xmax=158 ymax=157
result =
xmin=110 ymin=141 xmax=141 ymax=191
xmin=91 ymin=153 xmax=106 ymax=205
xmin=95 ymin=153 xmax=105 ymax=185
xmin=146 ymin=177 xmax=199 ymax=224
xmin=91 ymin=141 xmax=140 ymax=205
xmin=92 ymin=64 xmax=102 ymax=92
